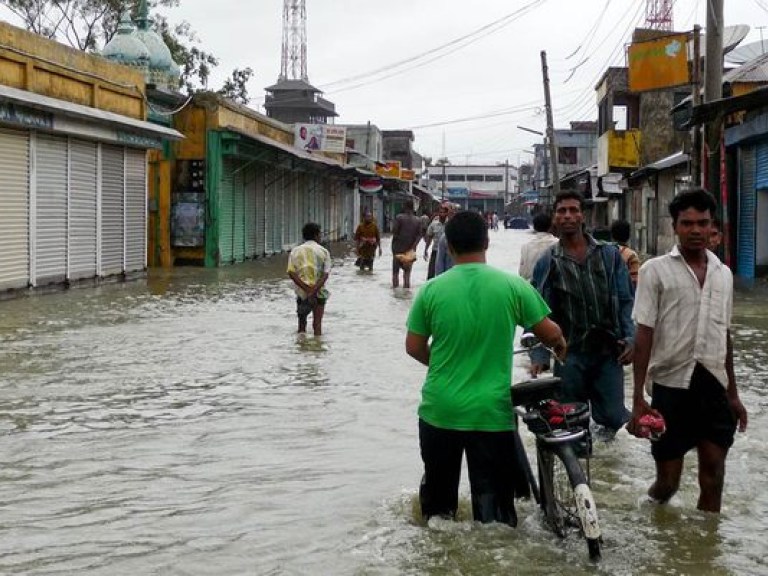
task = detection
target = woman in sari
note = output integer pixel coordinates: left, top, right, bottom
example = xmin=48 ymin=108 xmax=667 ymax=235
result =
xmin=354 ymin=210 xmax=382 ymax=271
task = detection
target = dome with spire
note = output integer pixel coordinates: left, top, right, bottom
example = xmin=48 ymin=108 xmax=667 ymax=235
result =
xmin=101 ymin=11 xmax=150 ymax=69
xmin=100 ymin=0 xmax=180 ymax=89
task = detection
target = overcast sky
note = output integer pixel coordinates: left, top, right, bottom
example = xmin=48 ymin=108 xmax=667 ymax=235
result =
xmin=3 ymin=0 xmax=765 ymax=165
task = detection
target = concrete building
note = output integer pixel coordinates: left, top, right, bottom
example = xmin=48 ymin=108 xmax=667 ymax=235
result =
xmin=426 ymin=164 xmax=517 ymax=214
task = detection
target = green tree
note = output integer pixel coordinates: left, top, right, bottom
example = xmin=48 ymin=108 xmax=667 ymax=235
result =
xmin=217 ymin=67 xmax=254 ymax=105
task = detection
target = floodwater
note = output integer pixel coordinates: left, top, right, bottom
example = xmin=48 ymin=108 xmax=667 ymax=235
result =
xmin=0 ymin=231 xmax=765 ymax=576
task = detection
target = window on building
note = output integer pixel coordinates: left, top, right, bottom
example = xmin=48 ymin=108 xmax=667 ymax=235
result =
xmin=346 ymin=138 xmax=356 ymax=150
xmin=485 ymin=174 xmax=503 ymax=182
xmin=467 ymin=174 xmax=484 ymax=182
xmin=432 ymin=174 xmax=444 ymax=181
xmin=447 ymin=174 xmax=465 ymax=182
xmin=558 ymin=147 xmax=578 ymax=165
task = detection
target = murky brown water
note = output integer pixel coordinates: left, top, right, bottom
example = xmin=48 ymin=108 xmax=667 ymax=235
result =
xmin=0 ymin=231 xmax=765 ymax=575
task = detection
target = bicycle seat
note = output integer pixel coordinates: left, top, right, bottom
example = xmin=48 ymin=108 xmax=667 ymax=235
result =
xmin=511 ymin=377 xmax=562 ymax=407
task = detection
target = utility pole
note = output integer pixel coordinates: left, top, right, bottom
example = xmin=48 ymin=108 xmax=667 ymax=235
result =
xmin=541 ymin=50 xmax=560 ymax=204
xmin=691 ymin=25 xmax=702 ymax=186
xmin=704 ymin=0 xmax=723 ymax=192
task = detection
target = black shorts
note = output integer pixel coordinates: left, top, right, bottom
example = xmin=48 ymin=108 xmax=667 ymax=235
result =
xmin=295 ymin=295 xmax=326 ymax=317
xmin=651 ymin=363 xmax=737 ymax=462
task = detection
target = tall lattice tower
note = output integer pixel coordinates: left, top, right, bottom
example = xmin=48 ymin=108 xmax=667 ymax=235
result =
xmin=645 ymin=0 xmax=673 ymax=31
xmin=279 ymin=0 xmax=308 ymax=81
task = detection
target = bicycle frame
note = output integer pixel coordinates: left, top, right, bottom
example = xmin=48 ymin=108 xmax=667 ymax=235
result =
xmin=511 ymin=376 xmax=602 ymax=560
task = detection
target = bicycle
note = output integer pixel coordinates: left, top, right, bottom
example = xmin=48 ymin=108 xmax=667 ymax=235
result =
xmin=511 ymin=338 xmax=602 ymax=560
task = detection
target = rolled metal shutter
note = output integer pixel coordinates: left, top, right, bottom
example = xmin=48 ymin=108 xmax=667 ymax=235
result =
xmin=273 ymin=169 xmax=285 ymax=251
xmin=265 ymin=167 xmax=276 ymax=254
xmin=101 ymin=144 xmax=125 ymax=276
xmin=738 ymin=145 xmax=757 ymax=279
xmin=244 ymin=165 xmax=257 ymax=258
xmin=125 ymin=148 xmax=146 ymax=272
xmin=219 ymin=158 xmax=235 ymax=264
xmin=233 ymin=162 xmax=245 ymax=262
xmin=34 ymin=133 xmax=67 ymax=285
xmin=69 ymin=139 xmax=98 ymax=279
xmin=0 ymin=128 xmax=30 ymax=290
xmin=254 ymin=165 xmax=266 ymax=256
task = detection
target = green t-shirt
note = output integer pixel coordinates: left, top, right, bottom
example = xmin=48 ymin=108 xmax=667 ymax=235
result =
xmin=407 ymin=263 xmax=551 ymax=432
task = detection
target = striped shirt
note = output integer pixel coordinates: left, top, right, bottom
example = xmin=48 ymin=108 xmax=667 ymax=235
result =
xmin=541 ymin=237 xmax=613 ymax=351
xmin=286 ymin=240 xmax=331 ymax=299
xmin=632 ymin=245 xmax=732 ymax=392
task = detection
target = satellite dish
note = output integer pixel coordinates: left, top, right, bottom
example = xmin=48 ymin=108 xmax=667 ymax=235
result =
xmin=726 ymin=39 xmax=768 ymax=64
xmin=688 ymin=24 xmax=750 ymax=61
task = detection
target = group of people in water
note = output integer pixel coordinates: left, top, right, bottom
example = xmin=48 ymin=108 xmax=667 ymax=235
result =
xmin=288 ymin=187 xmax=748 ymax=528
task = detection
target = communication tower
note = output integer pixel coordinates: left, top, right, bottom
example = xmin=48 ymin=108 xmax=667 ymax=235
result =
xmin=645 ymin=0 xmax=674 ymax=31
xmin=280 ymin=0 xmax=308 ymax=81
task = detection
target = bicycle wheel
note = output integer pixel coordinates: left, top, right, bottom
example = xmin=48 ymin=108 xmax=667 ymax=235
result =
xmin=537 ymin=442 xmax=601 ymax=560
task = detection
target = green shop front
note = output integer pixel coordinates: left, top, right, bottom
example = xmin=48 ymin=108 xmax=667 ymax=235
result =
xmin=169 ymin=95 xmax=354 ymax=267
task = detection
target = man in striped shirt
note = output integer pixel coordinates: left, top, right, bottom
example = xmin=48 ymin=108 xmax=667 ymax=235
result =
xmin=531 ymin=191 xmax=635 ymax=440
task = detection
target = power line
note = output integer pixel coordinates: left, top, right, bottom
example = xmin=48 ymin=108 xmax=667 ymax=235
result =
xmin=317 ymin=0 xmax=549 ymax=92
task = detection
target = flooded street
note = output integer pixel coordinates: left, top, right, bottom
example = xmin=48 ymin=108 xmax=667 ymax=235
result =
xmin=0 ymin=230 xmax=766 ymax=576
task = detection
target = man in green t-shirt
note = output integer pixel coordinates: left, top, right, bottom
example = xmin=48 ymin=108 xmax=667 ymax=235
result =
xmin=406 ymin=210 xmax=566 ymax=526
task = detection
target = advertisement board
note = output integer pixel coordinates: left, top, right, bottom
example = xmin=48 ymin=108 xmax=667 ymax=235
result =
xmin=294 ymin=124 xmax=347 ymax=153
xmin=628 ymin=33 xmax=690 ymax=92
xmin=376 ymin=161 xmax=402 ymax=179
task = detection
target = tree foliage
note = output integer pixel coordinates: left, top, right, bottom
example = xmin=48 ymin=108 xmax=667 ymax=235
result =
xmin=0 ymin=0 xmax=242 ymax=95
xmin=217 ymin=67 xmax=253 ymax=105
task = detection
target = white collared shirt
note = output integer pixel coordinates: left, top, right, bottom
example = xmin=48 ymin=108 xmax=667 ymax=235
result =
xmin=518 ymin=231 xmax=559 ymax=280
xmin=632 ymin=245 xmax=733 ymax=392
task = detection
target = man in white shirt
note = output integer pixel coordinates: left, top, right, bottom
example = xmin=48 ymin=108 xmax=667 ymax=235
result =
xmin=287 ymin=222 xmax=331 ymax=336
xmin=518 ymin=212 xmax=558 ymax=281
xmin=629 ymin=188 xmax=747 ymax=513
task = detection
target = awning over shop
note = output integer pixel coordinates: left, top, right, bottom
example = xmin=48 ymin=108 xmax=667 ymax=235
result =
xmin=630 ymin=151 xmax=689 ymax=180
xmin=0 ymin=83 xmax=182 ymax=146
xmin=227 ymin=127 xmax=349 ymax=170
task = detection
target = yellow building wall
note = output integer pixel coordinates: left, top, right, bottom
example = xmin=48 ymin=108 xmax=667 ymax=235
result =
xmin=214 ymin=106 xmax=293 ymax=143
xmin=0 ymin=21 xmax=145 ymax=119
xmin=600 ymin=129 xmax=641 ymax=171
xmin=173 ymin=105 xmax=208 ymax=159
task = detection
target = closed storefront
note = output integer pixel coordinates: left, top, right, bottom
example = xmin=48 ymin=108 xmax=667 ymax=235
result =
xmin=33 ymin=133 xmax=68 ymax=285
xmin=738 ymin=145 xmax=757 ymax=279
xmin=69 ymin=139 xmax=98 ymax=280
xmin=0 ymin=88 xmax=180 ymax=295
xmin=0 ymin=128 xmax=30 ymax=291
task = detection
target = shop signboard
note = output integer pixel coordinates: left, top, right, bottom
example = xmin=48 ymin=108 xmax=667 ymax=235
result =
xmin=294 ymin=123 xmax=347 ymax=153
xmin=628 ymin=33 xmax=690 ymax=92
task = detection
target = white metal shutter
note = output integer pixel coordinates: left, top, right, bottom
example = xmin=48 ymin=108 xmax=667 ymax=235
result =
xmin=125 ymin=148 xmax=146 ymax=272
xmin=219 ymin=158 xmax=236 ymax=264
xmin=255 ymin=166 xmax=266 ymax=256
xmin=0 ymin=128 xmax=30 ymax=290
xmin=243 ymin=165 xmax=257 ymax=258
xmin=69 ymin=138 xmax=98 ymax=279
xmin=33 ymin=133 xmax=67 ymax=285
xmin=101 ymin=144 xmax=124 ymax=276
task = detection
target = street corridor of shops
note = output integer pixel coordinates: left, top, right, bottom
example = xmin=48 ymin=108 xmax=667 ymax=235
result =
xmin=0 ymin=229 xmax=766 ymax=575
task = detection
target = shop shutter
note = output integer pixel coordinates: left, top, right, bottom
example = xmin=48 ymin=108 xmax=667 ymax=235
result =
xmin=0 ymin=128 xmax=30 ymax=290
xmin=254 ymin=166 xmax=266 ymax=256
xmin=125 ymin=148 xmax=146 ymax=272
xmin=101 ymin=144 xmax=125 ymax=276
xmin=218 ymin=158 xmax=235 ymax=264
xmin=265 ymin=167 xmax=276 ymax=254
xmin=286 ymin=172 xmax=298 ymax=244
xmin=233 ymin=163 xmax=245 ymax=262
xmin=244 ymin=165 xmax=257 ymax=258
xmin=69 ymin=139 xmax=98 ymax=280
xmin=738 ymin=145 xmax=757 ymax=279
xmin=273 ymin=169 xmax=285 ymax=251
xmin=757 ymin=142 xmax=768 ymax=190
xmin=34 ymin=133 xmax=67 ymax=285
